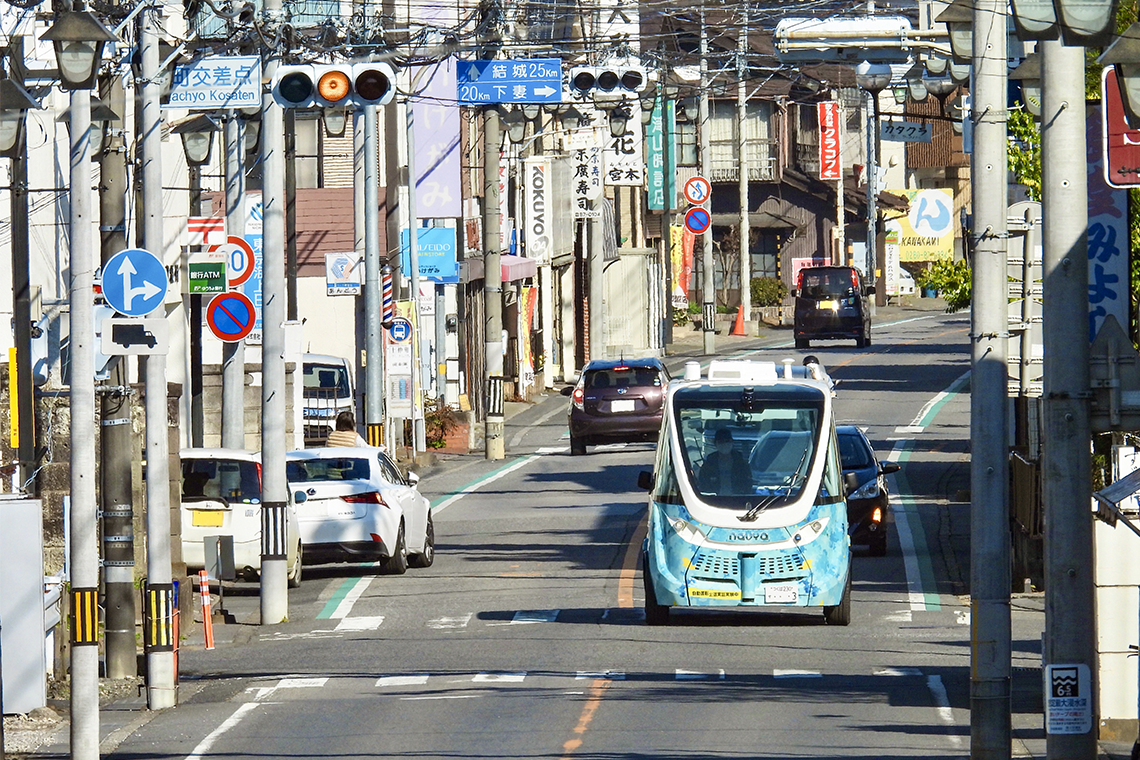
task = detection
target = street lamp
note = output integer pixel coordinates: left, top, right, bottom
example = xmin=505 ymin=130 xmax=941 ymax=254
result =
xmin=1009 ymin=53 xmax=1043 ymax=118
xmin=173 ymin=113 xmax=220 ymax=166
xmin=499 ymin=106 xmax=528 ymax=144
xmin=40 ymin=11 xmax=116 ymax=90
xmin=1012 ymin=0 xmax=1118 ymax=46
xmin=935 ymin=0 xmax=974 ymax=64
xmin=55 ymin=97 xmax=119 ymax=158
xmin=608 ymin=102 xmax=632 ymax=137
xmin=855 ymin=61 xmax=890 ymax=308
xmin=0 ymin=79 xmax=38 ymax=157
xmin=1099 ymin=25 xmax=1140 ymax=127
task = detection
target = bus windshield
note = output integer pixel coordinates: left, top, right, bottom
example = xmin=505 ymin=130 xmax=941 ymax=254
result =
xmin=673 ymin=386 xmax=823 ymax=509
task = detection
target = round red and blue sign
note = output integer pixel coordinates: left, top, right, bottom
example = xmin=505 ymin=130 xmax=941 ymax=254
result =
xmin=685 ymin=207 xmax=712 ymax=235
xmin=205 ymin=292 xmax=256 ymax=343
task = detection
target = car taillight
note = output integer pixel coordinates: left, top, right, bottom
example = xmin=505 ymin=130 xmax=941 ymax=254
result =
xmin=572 ymin=387 xmax=584 ymax=410
xmin=850 ymin=269 xmax=859 ymax=290
xmin=344 ymin=491 xmax=387 ymax=507
xmin=872 ymin=506 xmax=882 ymax=523
xmin=797 ymin=270 xmax=804 ymax=291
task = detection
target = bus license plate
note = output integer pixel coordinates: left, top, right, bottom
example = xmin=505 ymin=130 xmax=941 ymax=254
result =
xmin=764 ymin=583 xmax=798 ymax=604
xmin=191 ymin=510 xmax=224 ymax=528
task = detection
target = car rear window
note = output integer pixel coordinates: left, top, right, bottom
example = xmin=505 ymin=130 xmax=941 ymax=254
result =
xmin=182 ymin=459 xmax=261 ymax=503
xmin=585 ymin=367 xmax=664 ymax=389
xmin=837 ymin=432 xmax=875 ymax=469
xmin=800 ymin=269 xmax=857 ymax=298
xmin=286 ymin=457 xmax=371 ymax=482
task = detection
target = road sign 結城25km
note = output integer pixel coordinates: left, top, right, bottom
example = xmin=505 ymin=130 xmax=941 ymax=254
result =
xmin=457 ymin=59 xmax=563 ymax=104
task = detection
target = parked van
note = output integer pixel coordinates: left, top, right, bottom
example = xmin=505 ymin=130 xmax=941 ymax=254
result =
xmin=302 ymin=354 xmax=355 ymax=446
xmin=793 ymin=266 xmax=873 ymax=349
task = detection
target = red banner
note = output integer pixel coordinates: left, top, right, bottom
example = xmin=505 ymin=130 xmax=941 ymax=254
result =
xmin=1102 ymin=67 xmax=1140 ymax=188
xmin=818 ymin=101 xmax=841 ymax=182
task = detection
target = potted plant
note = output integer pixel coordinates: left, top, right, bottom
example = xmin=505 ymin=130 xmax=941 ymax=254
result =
xmin=914 ymin=266 xmax=941 ymax=298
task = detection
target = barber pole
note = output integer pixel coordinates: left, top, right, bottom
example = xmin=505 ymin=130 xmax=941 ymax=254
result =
xmin=382 ymin=265 xmax=394 ymax=324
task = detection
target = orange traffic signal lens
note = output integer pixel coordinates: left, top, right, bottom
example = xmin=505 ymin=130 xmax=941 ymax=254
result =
xmin=317 ymin=70 xmax=351 ymax=103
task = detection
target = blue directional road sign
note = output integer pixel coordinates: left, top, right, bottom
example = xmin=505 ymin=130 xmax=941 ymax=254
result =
xmin=388 ymin=317 xmax=413 ymax=343
xmin=102 ymin=248 xmax=168 ymax=317
xmin=458 ymin=59 xmax=563 ymax=104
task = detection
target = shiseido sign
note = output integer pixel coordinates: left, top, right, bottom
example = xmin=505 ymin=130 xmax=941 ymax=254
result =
xmin=818 ymin=101 xmax=841 ymax=182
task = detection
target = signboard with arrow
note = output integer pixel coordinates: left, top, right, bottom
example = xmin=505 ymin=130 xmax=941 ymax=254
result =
xmin=101 ymin=248 xmax=168 ymax=317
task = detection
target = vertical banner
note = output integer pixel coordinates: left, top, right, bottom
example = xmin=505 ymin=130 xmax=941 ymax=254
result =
xmin=603 ymin=103 xmax=645 ymax=186
xmin=519 ymin=286 xmax=537 ymax=392
xmin=669 ymin=224 xmax=694 ymax=309
xmin=569 ymin=126 xmax=603 ymax=218
xmin=241 ymin=193 xmax=264 ymax=344
xmin=523 ymin=157 xmax=553 ymax=264
xmin=413 ymin=60 xmax=461 ymax=219
xmin=1086 ymin=105 xmax=1130 ymax=342
xmin=818 ymin=101 xmax=841 ymax=181
xmin=647 ymin=96 xmax=677 ymax=211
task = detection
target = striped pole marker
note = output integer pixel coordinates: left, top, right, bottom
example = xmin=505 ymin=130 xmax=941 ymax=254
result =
xmin=144 ymin=583 xmax=175 ymax=652
xmin=198 ymin=570 xmax=215 ymax=650
xmin=381 ymin=266 xmax=394 ymax=324
xmin=70 ymin=587 xmax=99 ymax=646
xmin=367 ymin=423 xmax=384 ymax=447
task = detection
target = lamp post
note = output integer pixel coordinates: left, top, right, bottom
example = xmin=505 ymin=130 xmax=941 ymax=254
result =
xmin=41 ymin=9 xmax=116 ymax=758
xmin=935 ymin=0 xmax=974 ymax=64
xmin=855 ymin=62 xmax=890 ymax=308
xmin=1099 ymin=25 xmax=1140 ymax=127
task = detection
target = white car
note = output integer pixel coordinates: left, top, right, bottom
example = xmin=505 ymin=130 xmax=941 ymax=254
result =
xmin=897 ymin=268 xmax=916 ymax=296
xmin=180 ymin=449 xmax=303 ymax=587
xmin=285 ymin=448 xmax=435 ymax=573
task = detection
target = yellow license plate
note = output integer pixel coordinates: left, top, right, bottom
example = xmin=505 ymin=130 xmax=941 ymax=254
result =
xmin=818 ymin=300 xmax=838 ymax=310
xmin=191 ymin=510 xmax=224 ymax=527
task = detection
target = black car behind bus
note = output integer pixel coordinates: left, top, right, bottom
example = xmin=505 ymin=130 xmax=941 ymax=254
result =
xmin=793 ymin=266 xmax=873 ymax=348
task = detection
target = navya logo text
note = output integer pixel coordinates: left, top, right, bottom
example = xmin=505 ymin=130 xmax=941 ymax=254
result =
xmin=726 ymin=530 xmax=769 ymax=542
xmin=529 ymin=163 xmax=550 ymax=257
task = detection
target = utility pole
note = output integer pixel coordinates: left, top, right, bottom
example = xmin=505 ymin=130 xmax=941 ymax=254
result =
xmin=699 ymin=8 xmax=715 ymax=354
xmin=588 ymin=194 xmax=605 ymax=359
xmin=1040 ymin=36 xmax=1096 ymax=760
xmin=222 ymin=114 xmax=246 ymax=449
xmin=406 ymin=83 xmax=426 ymax=453
xmin=98 ymin=64 xmax=136 ymax=680
xmin=259 ymin=0 xmax=290 ymax=623
xmin=285 ymin=109 xmax=298 ymax=321
xmin=140 ymin=4 xmax=176 ymax=709
xmin=67 ymin=74 xmax=100 ymax=760
xmin=361 ymin=105 xmax=385 ymax=447
xmin=969 ymin=0 xmax=1011 ymax=755
xmin=484 ymin=108 xmax=504 ymax=460
xmin=736 ymin=10 xmax=750 ymax=326
xmin=866 ymin=90 xmax=884 ymax=308
xmin=834 ymin=94 xmax=846 ymax=265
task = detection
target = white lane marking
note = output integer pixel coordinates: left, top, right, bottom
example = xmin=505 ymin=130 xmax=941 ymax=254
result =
xmin=773 ymin=669 xmax=822 ymax=679
xmin=510 ymin=609 xmax=559 ymax=624
xmin=427 ymin=613 xmax=473 ymax=629
xmin=335 ymin=616 xmax=384 ymax=631
xmin=276 ymin=677 xmax=329 ymax=689
xmin=265 ymin=631 xmax=342 ymax=641
xmin=509 ymin=401 xmax=567 ymax=449
xmin=894 ymin=425 xmax=925 ymax=434
xmin=576 ymin=670 xmax=626 ymax=680
xmin=593 ymin=443 xmax=629 ymax=451
xmin=909 ymin=369 xmax=971 ymax=428
xmin=886 ymin=445 xmax=929 ymax=612
xmin=328 ymin=576 xmax=374 ymax=619
xmin=472 ymin=672 xmax=527 ymax=683
xmin=432 ymin=455 xmax=541 ymax=515
xmin=536 ymin=446 xmax=569 ymax=454
xmin=675 ymin=669 xmax=725 ymax=680
xmin=885 ymin=611 xmax=914 ymax=623
xmin=875 ymin=667 xmax=923 ymax=677
xmin=184 ymin=702 xmax=261 ymax=760
xmin=377 ymin=674 xmax=430 ymax=687
xmin=926 ymin=674 xmax=964 ymax=748
xmin=955 ymin=609 xmax=971 ymax=625
xmin=402 ymin=694 xmax=483 ymax=701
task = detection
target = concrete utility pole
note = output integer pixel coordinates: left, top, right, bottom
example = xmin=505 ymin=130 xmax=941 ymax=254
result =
xmin=259 ymin=0 xmax=290 ymax=623
xmin=866 ymin=90 xmax=883 ymax=308
xmin=699 ymin=9 xmax=715 ymax=354
xmin=1040 ymin=36 xmax=1097 ymax=760
xmin=968 ymin=0 xmax=1011 ymax=755
xmin=67 ymin=78 xmax=100 ymax=760
xmin=588 ymin=195 xmax=605 ymax=359
xmin=98 ymin=66 xmax=137 ymax=680
xmin=406 ymin=84 xmax=426 ymax=453
xmin=737 ymin=9 xmax=750 ymax=326
xmin=140 ymin=5 xmax=176 ymax=709
xmin=222 ymin=114 xmax=246 ymax=449
xmin=662 ymin=90 xmax=674 ymax=346
xmin=834 ymin=95 xmax=845 ymax=265
xmin=361 ymin=105 xmax=385 ymax=447
xmin=484 ymin=109 xmax=504 ymax=460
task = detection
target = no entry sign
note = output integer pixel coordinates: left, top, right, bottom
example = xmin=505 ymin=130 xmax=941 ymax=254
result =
xmin=206 ymin=292 xmax=256 ymax=343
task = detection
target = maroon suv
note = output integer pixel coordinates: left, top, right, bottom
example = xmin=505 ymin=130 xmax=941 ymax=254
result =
xmin=562 ymin=359 xmax=670 ymax=455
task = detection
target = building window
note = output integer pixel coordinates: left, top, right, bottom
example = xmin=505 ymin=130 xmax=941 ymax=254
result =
xmin=675 ymin=119 xmax=698 ymax=166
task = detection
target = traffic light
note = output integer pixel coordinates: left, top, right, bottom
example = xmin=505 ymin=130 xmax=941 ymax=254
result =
xmin=568 ymin=64 xmax=648 ymax=97
xmin=272 ymin=62 xmax=396 ymax=109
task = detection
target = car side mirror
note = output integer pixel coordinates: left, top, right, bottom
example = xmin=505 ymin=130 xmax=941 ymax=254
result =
xmin=637 ymin=470 xmax=653 ymax=491
xmin=844 ymin=471 xmax=860 ymax=495
xmin=789 ymin=288 xmax=798 ymax=297
xmin=560 ymin=386 xmax=574 ymax=397
xmin=406 ymin=471 xmax=421 ymax=486
xmin=879 ymin=461 xmax=900 ymax=475
xmin=293 ymin=490 xmax=308 ymax=504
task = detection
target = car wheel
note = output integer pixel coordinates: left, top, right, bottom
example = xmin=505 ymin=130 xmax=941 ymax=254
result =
xmin=856 ymin=332 xmax=868 ymax=348
xmin=408 ymin=512 xmax=435 ymax=568
xmin=385 ymin=523 xmax=408 ymax=575
xmin=570 ymin=435 xmax=587 ymax=456
xmin=870 ymin=533 xmax=887 ymax=557
xmin=795 ymin=338 xmax=809 ymax=349
xmin=823 ymin=568 xmax=852 ymax=626
xmin=288 ymin=543 xmax=303 ymax=588
xmin=642 ymin=552 xmax=669 ymax=626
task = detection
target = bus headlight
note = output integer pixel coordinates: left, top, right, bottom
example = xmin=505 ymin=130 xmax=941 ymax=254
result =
xmin=667 ymin=516 xmax=708 ymax=545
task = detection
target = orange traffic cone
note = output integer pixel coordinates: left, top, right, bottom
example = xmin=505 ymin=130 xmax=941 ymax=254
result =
xmin=730 ymin=304 xmax=745 ymax=336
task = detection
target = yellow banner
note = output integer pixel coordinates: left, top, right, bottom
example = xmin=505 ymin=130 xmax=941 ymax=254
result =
xmin=886 ymin=188 xmax=955 ymax=262
xmin=8 ymin=348 xmax=17 ymax=449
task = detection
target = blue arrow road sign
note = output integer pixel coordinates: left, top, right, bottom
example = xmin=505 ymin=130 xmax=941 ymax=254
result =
xmin=458 ymin=59 xmax=563 ymax=104
xmin=388 ymin=317 xmax=413 ymax=343
xmin=102 ymin=248 xmax=168 ymax=317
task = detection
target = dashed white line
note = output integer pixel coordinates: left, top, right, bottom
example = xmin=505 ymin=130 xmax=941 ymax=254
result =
xmin=875 ymin=667 xmax=924 ymax=677
xmin=427 ymin=613 xmax=473 ymax=629
xmin=327 ymin=576 xmax=375 ymax=619
xmin=377 ymin=674 xmax=430 ymax=687
xmin=184 ymin=702 xmax=261 ymax=760
xmin=926 ymin=674 xmax=964 ymax=748
xmin=472 ymin=672 xmax=527 ymax=683
xmin=675 ymin=669 xmax=725 ymax=680
xmin=335 ymin=616 xmax=384 ymax=631
xmin=773 ymin=669 xmax=822 ymax=679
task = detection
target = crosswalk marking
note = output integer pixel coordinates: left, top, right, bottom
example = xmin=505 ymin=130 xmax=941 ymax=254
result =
xmin=536 ymin=446 xmax=569 ymax=454
xmin=472 ymin=672 xmax=527 ymax=683
xmin=511 ymin=609 xmax=559 ymax=624
xmin=773 ymin=669 xmax=822 ymax=679
xmin=675 ymin=669 xmax=725 ymax=680
xmin=576 ymin=670 xmax=626 ymax=680
xmin=427 ymin=613 xmax=473 ymax=629
xmin=875 ymin=667 xmax=923 ymax=677
xmin=335 ymin=616 xmax=384 ymax=631
xmin=377 ymin=674 xmax=430 ymax=687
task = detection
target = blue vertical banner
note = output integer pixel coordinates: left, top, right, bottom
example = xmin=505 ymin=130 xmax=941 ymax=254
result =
xmin=242 ymin=192 xmax=264 ymax=344
xmin=1085 ymin=106 xmax=1130 ymax=342
xmin=647 ymin=96 xmax=676 ymax=211
xmin=414 ymin=60 xmax=462 ymax=219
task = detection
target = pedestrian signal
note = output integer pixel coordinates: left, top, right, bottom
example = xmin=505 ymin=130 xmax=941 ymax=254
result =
xmin=272 ymin=62 xmax=397 ymax=109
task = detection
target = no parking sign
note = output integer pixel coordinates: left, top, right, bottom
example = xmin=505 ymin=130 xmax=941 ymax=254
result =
xmin=205 ymin=292 xmax=256 ymax=343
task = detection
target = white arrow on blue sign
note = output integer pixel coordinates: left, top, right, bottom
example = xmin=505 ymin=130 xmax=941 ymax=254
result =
xmin=457 ymin=59 xmax=563 ymax=104
xmin=102 ymin=248 xmax=168 ymax=317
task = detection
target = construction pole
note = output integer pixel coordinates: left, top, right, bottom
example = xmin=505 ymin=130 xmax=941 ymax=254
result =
xmin=140 ymin=4 xmax=176 ymax=709
xmin=67 ymin=77 xmax=100 ymax=760
xmin=484 ymin=108 xmax=504 ymax=460
xmin=98 ymin=65 xmax=137 ymax=680
xmin=968 ymin=0 xmax=1011 ymax=754
xmin=406 ymin=84 xmax=426 ymax=453
xmin=222 ymin=114 xmax=246 ymax=449
xmin=259 ymin=0 xmax=290 ymax=623
xmin=1040 ymin=36 xmax=1097 ymax=760
xmin=737 ymin=8 xmax=750 ymax=326
xmin=699 ymin=8 xmax=715 ymax=354
xmin=362 ymin=105 xmax=385 ymax=447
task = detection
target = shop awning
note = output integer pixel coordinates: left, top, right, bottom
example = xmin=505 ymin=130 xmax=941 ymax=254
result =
xmin=500 ymin=254 xmax=538 ymax=282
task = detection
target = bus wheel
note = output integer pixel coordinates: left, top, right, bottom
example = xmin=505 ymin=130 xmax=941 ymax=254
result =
xmin=823 ymin=572 xmax=851 ymax=626
xmin=642 ymin=553 xmax=670 ymax=626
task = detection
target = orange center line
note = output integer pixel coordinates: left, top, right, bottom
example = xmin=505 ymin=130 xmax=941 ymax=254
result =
xmin=617 ymin=514 xmax=648 ymax=609
xmin=559 ymin=679 xmax=612 ymax=758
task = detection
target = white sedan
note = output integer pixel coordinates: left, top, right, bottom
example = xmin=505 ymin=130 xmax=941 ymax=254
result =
xmin=285 ymin=448 xmax=435 ymax=573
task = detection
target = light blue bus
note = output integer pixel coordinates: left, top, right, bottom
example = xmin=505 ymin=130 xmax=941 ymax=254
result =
xmin=638 ymin=358 xmax=852 ymax=626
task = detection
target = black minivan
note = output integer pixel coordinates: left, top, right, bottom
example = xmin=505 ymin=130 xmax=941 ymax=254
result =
xmin=793 ymin=266 xmax=873 ymax=348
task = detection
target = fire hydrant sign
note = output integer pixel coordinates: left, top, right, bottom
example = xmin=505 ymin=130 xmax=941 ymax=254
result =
xmin=1045 ymin=664 xmax=1091 ymax=735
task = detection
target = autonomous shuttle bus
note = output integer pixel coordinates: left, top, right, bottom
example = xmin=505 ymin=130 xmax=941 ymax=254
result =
xmin=639 ymin=358 xmax=852 ymax=626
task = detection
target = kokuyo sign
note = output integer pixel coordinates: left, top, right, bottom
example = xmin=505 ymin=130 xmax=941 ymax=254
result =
xmin=524 ymin=157 xmax=552 ymax=265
